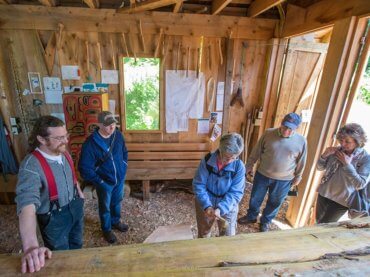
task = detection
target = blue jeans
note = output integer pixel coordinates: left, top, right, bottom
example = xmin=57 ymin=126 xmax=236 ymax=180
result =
xmin=95 ymin=181 xmax=124 ymax=231
xmin=246 ymin=171 xmax=292 ymax=224
xmin=37 ymin=197 xmax=84 ymax=250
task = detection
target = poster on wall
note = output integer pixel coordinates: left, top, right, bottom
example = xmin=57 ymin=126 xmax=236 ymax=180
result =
xmin=61 ymin=65 xmax=80 ymax=80
xmin=43 ymin=77 xmax=63 ymax=104
xmin=28 ymin=72 xmax=43 ymax=94
xmin=101 ymin=70 xmax=119 ymax=84
xmin=197 ymin=119 xmax=209 ymax=134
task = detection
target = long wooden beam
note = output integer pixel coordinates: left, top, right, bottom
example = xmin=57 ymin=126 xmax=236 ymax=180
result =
xmin=0 ymin=217 xmax=369 ymax=275
xmin=0 ymin=5 xmax=277 ymax=39
xmin=282 ymin=0 xmax=370 ymax=38
xmin=247 ymin=0 xmax=284 ymax=17
xmin=118 ymin=0 xmax=179 ymax=13
xmin=212 ymin=0 xmax=232 ymax=15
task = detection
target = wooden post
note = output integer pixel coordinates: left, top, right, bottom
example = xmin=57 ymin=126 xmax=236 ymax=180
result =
xmin=221 ymin=38 xmax=234 ymax=135
xmin=142 ymin=180 xmax=150 ymax=201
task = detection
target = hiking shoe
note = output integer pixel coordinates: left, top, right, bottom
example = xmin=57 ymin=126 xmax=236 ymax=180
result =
xmin=103 ymin=230 xmax=117 ymax=244
xmin=259 ymin=223 xmax=270 ymax=232
xmin=112 ymin=222 xmax=129 ymax=232
xmin=238 ymin=216 xmax=257 ymax=225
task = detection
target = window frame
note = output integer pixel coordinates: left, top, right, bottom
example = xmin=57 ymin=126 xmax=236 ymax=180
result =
xmin=119 ymin=54 xmax=164 ymax=134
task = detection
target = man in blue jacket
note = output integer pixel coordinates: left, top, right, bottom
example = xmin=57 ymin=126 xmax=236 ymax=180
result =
xmin=79 ymin=111 xmax=128 ymax=243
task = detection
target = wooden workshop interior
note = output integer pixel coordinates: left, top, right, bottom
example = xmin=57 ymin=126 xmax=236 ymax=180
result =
xmin=0 ymin=0 xmax=370 ymax=275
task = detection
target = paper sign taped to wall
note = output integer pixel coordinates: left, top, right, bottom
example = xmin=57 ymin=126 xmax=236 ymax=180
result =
xmin=61 ymin=65 xmax=80 ymax=80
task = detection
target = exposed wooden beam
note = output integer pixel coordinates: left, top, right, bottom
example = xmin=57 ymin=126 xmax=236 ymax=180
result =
xmin=247 ymin=0 xmax=284 ymax=17
xmin=173 ymin=0 xmax=183 ymax=13
xmin=212 ymin=0 xmax=232 ymax=15
xmin=0 ymin=5 xmax=277 ymax=40
xmin=38 ymin=0 xmax=56 ymax=6
xmin=0 ymin=0 xmax=10 ymax=4
xmin=283 ymin=0 xmax=370 ymax=38
xmin=83 ymin=0 xmax=100 ymax=9
xmin=118 ymin=0 xmax=179 ymax=13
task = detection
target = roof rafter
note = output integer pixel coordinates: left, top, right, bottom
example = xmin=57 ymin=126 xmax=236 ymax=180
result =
xmin=212 ymin=0 xmax=232 ymax=15
xmin=38 ymin=0 xmax=56 ymax=6
xmin=83 ymin=0 xmax=99 ymax=9
xmin=247 ymin=0 xmax=285 ymax=17
xmin=118 ymin=0 xmax=180 ymax=14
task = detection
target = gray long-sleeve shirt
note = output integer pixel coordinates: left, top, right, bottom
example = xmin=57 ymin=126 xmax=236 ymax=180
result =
xmin=15 ymin=151 xmax=75 ymax=215
xmin=246 ymin=128 xmax=307 ymax=182
xmin=317 ymin=148 xmax=370 ymax=207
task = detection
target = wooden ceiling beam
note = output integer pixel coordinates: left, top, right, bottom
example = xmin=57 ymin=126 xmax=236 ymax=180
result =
xmin=83 ymin=0 xmax=100 ymax=9
xmin=38 ymin=0 xmax=56 ymax=6
xmin=118 ymin=0 xmax=179 ymax=13
xmin=0 ymin=0 xmax=10 ymax=4
xmin=212 ymin=0 xmax=232 ymax=15
xmin=0 ymin=5 xmax=277 ymax=39
xmin=247 ymin=0 xmax=285 ymax=17
xmin=282 ymin=0 xmax=370 ymax=38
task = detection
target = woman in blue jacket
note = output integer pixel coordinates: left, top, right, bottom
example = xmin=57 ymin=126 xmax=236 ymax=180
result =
xmin=193 ymin=133 xmax=245 ymax=238
xmin=79 ymin=111 xmax=128 ymax=244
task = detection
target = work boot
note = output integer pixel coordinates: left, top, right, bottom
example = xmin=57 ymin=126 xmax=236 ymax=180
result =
xmin=238 ymin=215 xmax=257 ymax=225
xmin=259 ymin=223 xmax=270 ymax=232
xmin=103 ymin=230 xmax=117 ymax=244
xmin=112 ymin=222 xmax=129 ymax=232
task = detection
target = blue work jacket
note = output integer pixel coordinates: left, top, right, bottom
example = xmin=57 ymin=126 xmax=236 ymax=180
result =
xmin=193 ymin=151 xmax=246 ymax=215
xmin=79 ymin=128 xmax=128 ymax=186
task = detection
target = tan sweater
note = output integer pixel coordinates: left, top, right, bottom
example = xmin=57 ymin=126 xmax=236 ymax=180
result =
xmin=246 ymin=128 xmax=307 ymax=183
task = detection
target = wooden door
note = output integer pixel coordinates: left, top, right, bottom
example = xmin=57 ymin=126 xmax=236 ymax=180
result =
xmin=273 ymin=41 xmax=327 ymax=136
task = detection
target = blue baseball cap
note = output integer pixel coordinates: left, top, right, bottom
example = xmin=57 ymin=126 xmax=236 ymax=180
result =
xmin=282 ymin=112 xmax=301 ymax=130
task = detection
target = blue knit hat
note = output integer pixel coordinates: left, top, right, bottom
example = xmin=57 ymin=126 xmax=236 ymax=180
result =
xmin=282 ymin=113 xmax=301 ymax=130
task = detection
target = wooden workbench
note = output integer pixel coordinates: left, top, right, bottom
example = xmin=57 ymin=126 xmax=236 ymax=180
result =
xmin=1 ymin=217 xmax=369 ymax=276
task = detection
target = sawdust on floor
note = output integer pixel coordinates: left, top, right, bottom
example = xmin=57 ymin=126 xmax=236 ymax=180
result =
xmin=0 ymin=181 xmax=290 ymax=253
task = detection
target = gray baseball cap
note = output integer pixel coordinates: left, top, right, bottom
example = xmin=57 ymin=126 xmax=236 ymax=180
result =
xmin=98 ymin=111 xmax=117 ymax=126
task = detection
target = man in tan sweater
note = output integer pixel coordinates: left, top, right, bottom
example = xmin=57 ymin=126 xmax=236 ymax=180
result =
xmin=238 ymin=113 xmax=307 ymax=232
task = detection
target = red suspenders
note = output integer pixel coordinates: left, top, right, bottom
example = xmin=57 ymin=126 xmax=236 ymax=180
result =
xmin=32 ymin=151 xmax=77 ymax=204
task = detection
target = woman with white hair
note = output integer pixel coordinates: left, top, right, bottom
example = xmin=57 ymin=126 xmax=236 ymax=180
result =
xmin=316 ymin=123 xmax=370 ymax=223
xmin=193 ymin=133 xmax=246 ymax=238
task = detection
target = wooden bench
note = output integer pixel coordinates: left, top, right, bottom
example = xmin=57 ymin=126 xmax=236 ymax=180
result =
xmin=126 ymin=142 xmax=210 ymax=200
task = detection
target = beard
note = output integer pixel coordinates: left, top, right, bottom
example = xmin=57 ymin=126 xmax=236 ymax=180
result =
xmin=46 ymin=141 xmax=67 ymax=155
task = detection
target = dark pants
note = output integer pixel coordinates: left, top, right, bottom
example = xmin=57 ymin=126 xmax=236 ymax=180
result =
xmin=37 ymin=197 xmax=84 ymax=250
xmin=246 ymin=171 xmax=292 ymax=224
xmin=95 ymin=181 xmax=124 ymax=231
xmin=316 ymin=194 xmax=348 ymax=223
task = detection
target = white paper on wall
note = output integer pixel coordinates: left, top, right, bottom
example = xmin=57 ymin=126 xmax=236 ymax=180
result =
xmin=61 ymin=65 xmax=80 ymax=80
xmin=43 ymin=77 xmax=63 ymax=104
xmin=101 ymin=70 xmax=119 ymax=84
xmin=109 ymin=100 xmax=116 ymax=114
xmin=197 ymin=119 xmax=209 ymax=134
xmin=165 ymin=70 xmax=205 ymax=133
xmin=210 ymin=124 xmax=222 ymax=142
xmin=216 ymin=94 xmax=224 ymax=111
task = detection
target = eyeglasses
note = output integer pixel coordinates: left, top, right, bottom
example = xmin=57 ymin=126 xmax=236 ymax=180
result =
xmin=47 ymin=133 xmax=70 ymax=142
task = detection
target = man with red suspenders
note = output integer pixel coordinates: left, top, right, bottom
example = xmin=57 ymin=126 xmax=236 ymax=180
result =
xmin=15 ymin=116 xmax=84 ymax=274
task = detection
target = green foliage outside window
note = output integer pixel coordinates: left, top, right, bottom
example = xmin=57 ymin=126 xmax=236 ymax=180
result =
xmin=357 ymin=56 xmax=370 ymax=105
xmin=124 ymin=57 xmax=160 ymax=130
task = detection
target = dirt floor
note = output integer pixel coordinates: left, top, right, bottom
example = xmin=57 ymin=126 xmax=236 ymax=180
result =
xmin=0 ymin=181 xmax=290 ymax=254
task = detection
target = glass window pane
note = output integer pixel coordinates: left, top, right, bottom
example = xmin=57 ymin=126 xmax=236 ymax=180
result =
xmin=123 ymin=58 xmax=160 ymax=130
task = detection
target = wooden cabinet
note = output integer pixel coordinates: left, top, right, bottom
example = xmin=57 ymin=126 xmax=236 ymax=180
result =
xmin=62 ymin=92 xmax=109 ymax=167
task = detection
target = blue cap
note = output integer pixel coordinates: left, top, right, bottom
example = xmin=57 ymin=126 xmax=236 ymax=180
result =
xmin=282 ymin=112 xmax=301 ymax=130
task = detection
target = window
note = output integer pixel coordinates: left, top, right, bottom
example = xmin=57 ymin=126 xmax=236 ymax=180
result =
xmin=123 ymin=57 xmax=160 ymax=130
